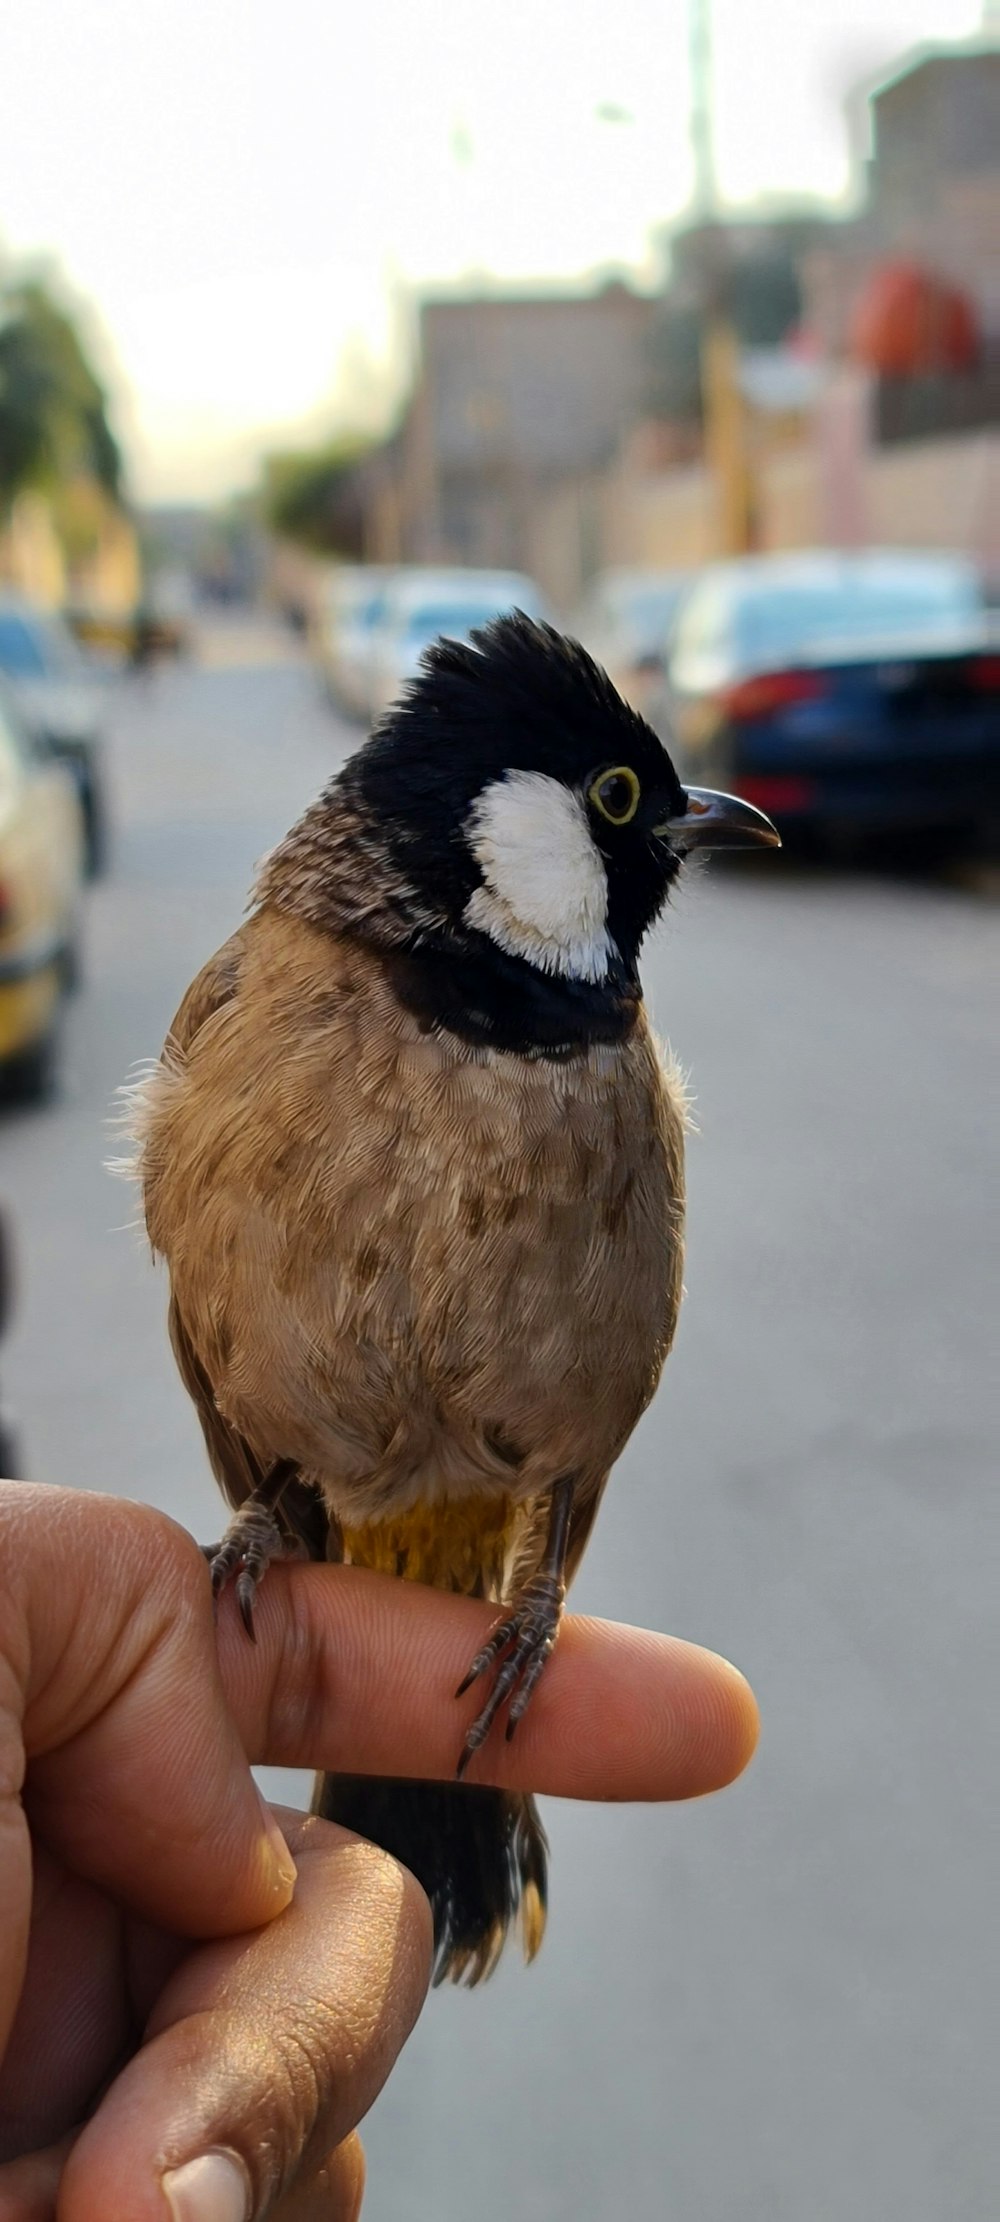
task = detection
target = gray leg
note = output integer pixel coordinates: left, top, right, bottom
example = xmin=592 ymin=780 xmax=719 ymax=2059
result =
xmin=206 ymin=1460 xmax=297 ymax=1639
xmin=455 ymin=1476 xmax=574 ymax=1775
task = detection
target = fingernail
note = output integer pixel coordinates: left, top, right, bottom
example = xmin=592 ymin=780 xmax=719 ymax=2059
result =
xmin=256 ymin=1789 xmax=298 ymax=1898
xmin=163 ymin=2149 xmax=251 ymax=2222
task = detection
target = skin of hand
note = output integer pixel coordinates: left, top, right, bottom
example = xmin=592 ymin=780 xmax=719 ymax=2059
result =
xmin=0 ymin=1485 xmax=759 ymax=2222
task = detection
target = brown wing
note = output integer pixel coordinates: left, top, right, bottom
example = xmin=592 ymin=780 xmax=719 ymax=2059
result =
xmin=169 ymin=1290 xmax=265 ymax=1509
xmin=170 ymin=1291 xmax=331 ymax=1553
xmin=145 ymin=931 xmax=330 ymax=1551
xmin=166 ymin=929 xmax=244 ymax=1055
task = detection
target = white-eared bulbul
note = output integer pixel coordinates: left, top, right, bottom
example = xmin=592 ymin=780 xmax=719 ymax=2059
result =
xmin=129 ymin=615 xmax=779 ymax=1982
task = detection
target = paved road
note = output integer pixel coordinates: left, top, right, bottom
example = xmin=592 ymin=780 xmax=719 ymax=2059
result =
xmin=3 ymin=628 xmax=996 ymax=2222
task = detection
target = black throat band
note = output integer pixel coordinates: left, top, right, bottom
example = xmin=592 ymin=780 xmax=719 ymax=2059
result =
xmin=380 ymin=939 xmax=641 ymax=1059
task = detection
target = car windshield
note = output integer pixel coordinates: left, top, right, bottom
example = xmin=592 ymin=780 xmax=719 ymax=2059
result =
xmin=0 ymin=612 xmax=50 ymax=678
xmin=737 ymin=567 xmax=982 ymax=664
xmin=402 ymin=602 xmax=515 ymax=644
xmin=0 ymin=610 xmax=83 ymax=680
xmin=617 ymin=584 xmax=687 ymax=643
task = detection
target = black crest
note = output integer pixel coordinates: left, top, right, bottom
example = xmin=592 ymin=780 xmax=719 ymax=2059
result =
xmin=357 ymin=610 xmax=684 ymax=826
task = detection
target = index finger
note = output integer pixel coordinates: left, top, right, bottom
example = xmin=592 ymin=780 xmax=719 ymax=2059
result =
xmin=219 ymin=1563 xmax=759 ymax=1802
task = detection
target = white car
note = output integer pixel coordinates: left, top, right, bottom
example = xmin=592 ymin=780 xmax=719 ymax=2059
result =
xmin=313 ymin=566 xmax=397 ymax=719
xmin=367 ymin=569 xmax=553 ymax=720
xmin=570 ymin=568 xmax=691 ymax=722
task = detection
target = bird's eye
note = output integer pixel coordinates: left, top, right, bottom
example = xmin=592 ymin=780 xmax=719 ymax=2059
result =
xmin=588 ymin=765 xmax=641 ymax=826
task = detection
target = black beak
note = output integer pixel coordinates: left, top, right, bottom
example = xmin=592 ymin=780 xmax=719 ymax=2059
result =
xmin=655 ymin=786 xmax=782 ymax=852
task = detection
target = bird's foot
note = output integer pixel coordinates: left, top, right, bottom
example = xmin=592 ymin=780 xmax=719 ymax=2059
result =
xmin=455 ymin=1574 xmax=565 ymax=1777
xmin=205 ymin=1500 xmax=288 ymax=1641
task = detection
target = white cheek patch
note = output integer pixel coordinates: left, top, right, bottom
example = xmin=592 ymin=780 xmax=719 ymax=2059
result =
xmin=463 ymin=770 xmax=614 ymax=983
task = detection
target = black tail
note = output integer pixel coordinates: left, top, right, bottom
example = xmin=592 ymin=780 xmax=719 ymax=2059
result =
xmin=315 ymin=1772 xmax=548 ymax=1985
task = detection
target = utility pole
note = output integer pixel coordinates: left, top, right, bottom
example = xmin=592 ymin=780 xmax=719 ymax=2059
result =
xmin=688 ymin=0 xmax=757 ymax=554
xmin=689 ymin=0 xmax=716 ymax=219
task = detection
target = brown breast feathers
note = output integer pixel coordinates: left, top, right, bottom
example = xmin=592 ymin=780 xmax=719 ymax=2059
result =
xmin=136 ymin=906 xmax=687 ymax=1533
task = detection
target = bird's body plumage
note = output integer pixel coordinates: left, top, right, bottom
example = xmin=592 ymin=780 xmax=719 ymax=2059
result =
xmin=128 ymin=615 xmax=777 ymax=1980
xmin=140 ymin=907 xmax=686 ymax=1555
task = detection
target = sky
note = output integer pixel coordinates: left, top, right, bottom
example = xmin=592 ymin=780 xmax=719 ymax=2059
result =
xmin=0 ymin=0 xmax=988 ymax=502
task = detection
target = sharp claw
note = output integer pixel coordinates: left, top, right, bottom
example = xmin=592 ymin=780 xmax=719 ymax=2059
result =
xmin=455 ymin=1620 xmax=514 ymax=1697
xmin=205 ymin=1497 xmax=288 ymax=1642
xmin=455 ymin=1587 xmax=562 ymax=1769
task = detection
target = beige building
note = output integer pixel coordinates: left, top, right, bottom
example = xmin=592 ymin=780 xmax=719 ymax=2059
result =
xmin=356 ymin=43 xmax=1000 ymax=603
xmin=805 ymin=44 xmax=1000 ymax=362
xmin=378 ymin=282 xmax=655 ymax=576
xmin=0 ymin=479 xmax=140 ymax=613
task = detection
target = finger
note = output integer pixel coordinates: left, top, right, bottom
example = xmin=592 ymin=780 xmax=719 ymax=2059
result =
xmin=0 ymin=1855 xmax=124 ymax=2159
xmin=0 ymin=1714 xmax=31 ymax=2073
xmin=0 ymin=2116 xmax=365 ymax=2220
xmin=58 ymin=1816 xmax=430 ymax=2222
xmin=270 ymin=2134 xmax=364 ymax=2222
xmin=2 ymin=1486 xmax=295 ymax=1938
xmin=221 ymin=1562 xmax=759 ymax=1800
xmin=0 ymin=2135 xmax=72 ymax=2221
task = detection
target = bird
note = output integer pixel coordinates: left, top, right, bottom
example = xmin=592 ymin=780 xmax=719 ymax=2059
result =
xmin=128 ymin=612 xmax=779 ymax=1984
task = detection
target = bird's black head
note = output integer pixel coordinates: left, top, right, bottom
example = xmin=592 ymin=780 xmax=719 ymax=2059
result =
xmin=262 ymin=612 xmax=778 ymax=1056
xmin=354 ymin=612 xmax=695 ymax=985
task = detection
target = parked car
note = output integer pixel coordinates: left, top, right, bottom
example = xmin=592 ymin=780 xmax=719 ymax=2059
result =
xmin=664 ymin=549 xmax=1000 ymax=850
xmin=0 ymin=678 xmax=85 ymax=1104
xmin=368 ymin=568 xmax=554 ymax=720
xmin=0 ymin=596 xmax=111 ymax=874
xmin=314 ymin=566 xmax=396 ymax=719
xmin=571 ymin=566 xmax=691 ymax=719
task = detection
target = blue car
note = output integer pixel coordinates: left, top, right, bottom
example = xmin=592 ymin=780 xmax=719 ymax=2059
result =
xmin=663 ymin=550 xmax=1000 ymax=853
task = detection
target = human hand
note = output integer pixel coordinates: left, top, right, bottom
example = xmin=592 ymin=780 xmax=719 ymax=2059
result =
xmin=0 ymin=1484 xmax=758 ymax=2220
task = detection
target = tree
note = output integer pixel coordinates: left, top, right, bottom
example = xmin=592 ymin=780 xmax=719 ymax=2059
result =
xmin=259 ymin=439 xmax=373 ymax=557
xmin=0 ymin=280 xmax=122 ymax=514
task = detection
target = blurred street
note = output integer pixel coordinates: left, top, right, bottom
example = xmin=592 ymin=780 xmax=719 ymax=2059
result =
xmin=3 ymin=625 xmax=996 ymax=2222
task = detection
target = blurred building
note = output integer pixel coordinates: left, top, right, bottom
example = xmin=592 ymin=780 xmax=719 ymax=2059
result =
xmin=370 ymin=282 xmax=654 ymax=581
xmin=349 ymin=36 xmax=1000 ymax=603
xmin=0 ymin=492 xmax=66 ymax=605
xmin=140 ymin=503 xmax=267 ymax=606
xmin=865 ymin=44 xmax=1000 ymax=326
xmin=0 ymin=480 xmax=140 ymax=613
xmin=804 ymin=42 xmax=1000 ymax=438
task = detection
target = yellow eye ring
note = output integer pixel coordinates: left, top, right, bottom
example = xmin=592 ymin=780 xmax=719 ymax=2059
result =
xmin=588 ymin=764 xmax=641 ymax=826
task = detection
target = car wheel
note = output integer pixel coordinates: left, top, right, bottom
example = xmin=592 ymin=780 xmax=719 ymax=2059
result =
xmin=0 ymin=1411 xmax=21 ymax=1479
xmin=3 ymin=1023 xmax=61 ymax=1108
xmin=59 ymin=924 xmax=84 ymax=997
xmin=0 ymin=1211 xmax=13 ymax=1339
xmin=83 ymin=782 xmax=110 ymax=879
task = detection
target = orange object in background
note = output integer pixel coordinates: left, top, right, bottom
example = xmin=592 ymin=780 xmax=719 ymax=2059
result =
xmin=851 ymin=259 xmax=980 ymax=376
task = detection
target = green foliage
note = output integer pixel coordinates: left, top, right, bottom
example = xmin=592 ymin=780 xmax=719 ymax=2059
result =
xmin=0 ymin=280 xmax=122 ymax=512
xmin=260 ymin=440 xmax=372 ymax=555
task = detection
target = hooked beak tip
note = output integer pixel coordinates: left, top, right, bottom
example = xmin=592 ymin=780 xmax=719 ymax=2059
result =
xmin=657 ymin=786 xmax=782 ymax=853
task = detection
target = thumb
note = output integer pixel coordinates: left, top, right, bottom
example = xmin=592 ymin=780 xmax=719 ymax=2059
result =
xmin=4 ymin=1486 xmax=295 ymax=1940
